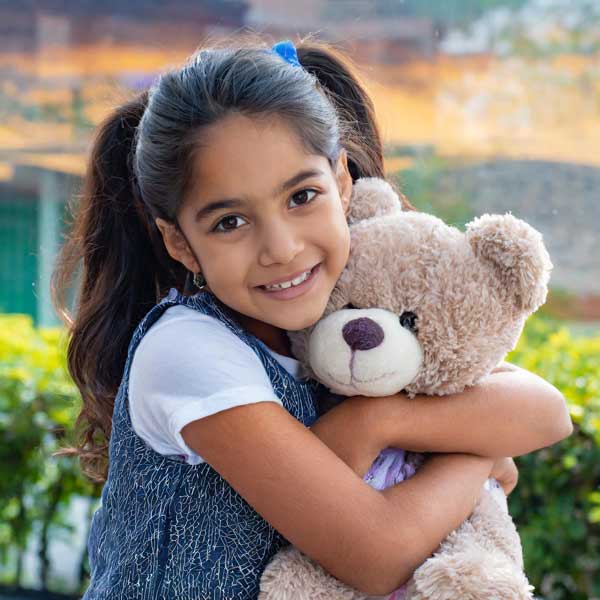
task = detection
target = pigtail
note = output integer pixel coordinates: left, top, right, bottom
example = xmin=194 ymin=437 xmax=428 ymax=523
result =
xmin=297 ymin=40 xmax=416 ymax=211
xmin=51 ymin=90 xmax=186 ymax=482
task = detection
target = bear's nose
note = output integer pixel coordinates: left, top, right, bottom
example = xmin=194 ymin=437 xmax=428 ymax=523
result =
xmin=342 ymin=317 xmax=384 ymax=351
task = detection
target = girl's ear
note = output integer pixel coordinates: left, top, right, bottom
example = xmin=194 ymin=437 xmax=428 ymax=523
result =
xmin=335 ymin=148 xmax=353 ymax=217
xmin=155 ymin=218 xmax=201 ymax=273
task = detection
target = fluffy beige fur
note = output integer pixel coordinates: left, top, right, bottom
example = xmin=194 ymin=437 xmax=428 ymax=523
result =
xmin=258 ymin=177 xmax=551 ymax=600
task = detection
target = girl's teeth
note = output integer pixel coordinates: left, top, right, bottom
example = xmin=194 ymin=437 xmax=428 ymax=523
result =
xmin=265 ymin=268 xmax=312 ymax=290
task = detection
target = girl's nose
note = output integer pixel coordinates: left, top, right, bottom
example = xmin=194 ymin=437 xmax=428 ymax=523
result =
xmin=342 ymin=317 xmax=385 ymax=351
xmin=258 ymin=222 xmax=304 ymax=266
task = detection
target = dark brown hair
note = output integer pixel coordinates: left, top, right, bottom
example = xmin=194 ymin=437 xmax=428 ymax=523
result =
xmin=51 ymin=34 xmax=415 ymax=483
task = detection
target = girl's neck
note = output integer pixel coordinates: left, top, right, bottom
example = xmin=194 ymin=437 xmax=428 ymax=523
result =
xmin=229 ymin=308 xmax=293 ymax=358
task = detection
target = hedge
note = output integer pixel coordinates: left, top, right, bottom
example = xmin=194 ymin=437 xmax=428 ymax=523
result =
xmin=507 ymin=314 xmax=600 ymax=600
xmin=0 ymin=315 xmax=98 ymax=592
xmin=0 ymin=312 xmax=598 ymax=597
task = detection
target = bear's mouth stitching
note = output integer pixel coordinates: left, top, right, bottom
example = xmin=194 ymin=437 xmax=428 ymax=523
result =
xmin=324 ymin=368 xmax=402 ymax=388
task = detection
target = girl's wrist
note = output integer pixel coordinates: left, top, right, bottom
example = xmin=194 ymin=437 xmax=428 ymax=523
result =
xmin=310 ymin=395 xmax=387 ymax=478
xmin=351 ymin=393 xmax=411 ymax=453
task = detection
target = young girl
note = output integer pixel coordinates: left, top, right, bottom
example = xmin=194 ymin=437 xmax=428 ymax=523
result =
xmin=52 ymin=37 xmax=572 ymax=598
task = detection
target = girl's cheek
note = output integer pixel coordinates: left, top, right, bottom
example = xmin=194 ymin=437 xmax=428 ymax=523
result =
xmin=333 ymin=212 xmax=351 ymax=251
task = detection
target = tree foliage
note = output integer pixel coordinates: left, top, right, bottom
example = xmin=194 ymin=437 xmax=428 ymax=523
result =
xmin=508 ymin=314 xmax=600 ymax=600
xmin=0 ymin=311 xmax=598 ymax=596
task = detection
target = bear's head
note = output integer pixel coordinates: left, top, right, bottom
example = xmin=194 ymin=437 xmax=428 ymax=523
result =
xmin=288 ymin=177 xmax=553 ymax=398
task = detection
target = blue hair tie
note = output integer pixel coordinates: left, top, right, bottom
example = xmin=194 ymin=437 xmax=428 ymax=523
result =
xmin=271 ymin=40 xmax=302 ymax=68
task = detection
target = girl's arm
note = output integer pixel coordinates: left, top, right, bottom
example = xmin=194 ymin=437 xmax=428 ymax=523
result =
xmin=181 ymin=401 xmax=495 ymax=596
xmin=314 ymin=364 xmax=572 ymax=472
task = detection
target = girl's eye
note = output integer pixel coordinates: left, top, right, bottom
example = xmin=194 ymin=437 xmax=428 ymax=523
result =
xmin=289 ymin=189 xmax=318 ymax=208
xmin=211 ymin=189 xmax=318 ymax=232
xmin=213 ymin=215 xmax=247 ymax=233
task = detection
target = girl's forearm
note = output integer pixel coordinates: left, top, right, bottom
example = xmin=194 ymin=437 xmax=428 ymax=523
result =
xmin=377 ymin=453 xmax=494 ymax=593
xmin=310 ymin=364 xmax=573 ymax=473
xmin=364 ymin=454 xmax=494 ymax=595
xmin=365 ymin=364 xmax=573 ymax=458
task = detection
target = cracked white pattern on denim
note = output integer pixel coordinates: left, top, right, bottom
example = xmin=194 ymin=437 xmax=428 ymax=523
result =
xmin=83 ymin=289 xmax=326 ymax=599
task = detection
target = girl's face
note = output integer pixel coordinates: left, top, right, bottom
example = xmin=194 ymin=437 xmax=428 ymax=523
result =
xmin=156 ymin=113 xmax=352 ymax=340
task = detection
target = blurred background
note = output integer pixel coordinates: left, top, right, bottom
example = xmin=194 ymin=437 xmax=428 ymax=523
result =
xmin=0 ymin=0 xmax=598 ymax=598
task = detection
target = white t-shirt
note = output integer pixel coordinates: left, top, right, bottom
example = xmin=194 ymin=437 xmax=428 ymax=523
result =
xmin=128 ymin=304 xmax=301 ymax=465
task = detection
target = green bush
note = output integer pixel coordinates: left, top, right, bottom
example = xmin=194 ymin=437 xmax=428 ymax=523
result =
xmin=0 ymin=314 xmax=98 ymax=592
xmin=507 ymin=314 xmax=600 ymax=600
xmin=1 ymin=311 xmax=598 ymax=597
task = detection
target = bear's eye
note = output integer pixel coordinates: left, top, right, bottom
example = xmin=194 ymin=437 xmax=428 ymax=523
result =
xmin=399 ymin=311 xmax=418 ymax=332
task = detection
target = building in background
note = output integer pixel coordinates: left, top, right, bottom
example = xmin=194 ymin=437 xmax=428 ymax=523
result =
xmin=1 ymin=0 xmax=599 ymax=324
xmin=246 ymin=0 xmax=442 ymax=61
xmin=0 ymin=2 xmax=248 ymax=325
xmin=0 ymin=0 xmax=442 ymax=326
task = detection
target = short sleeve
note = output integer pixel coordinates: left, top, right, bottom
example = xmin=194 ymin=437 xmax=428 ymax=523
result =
xmin=128 ymin=305 xmax=283 ymax=465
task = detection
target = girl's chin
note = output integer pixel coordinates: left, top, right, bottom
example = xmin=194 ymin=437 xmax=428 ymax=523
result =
xmin=270 ymin=300 xmax=329 ymax=332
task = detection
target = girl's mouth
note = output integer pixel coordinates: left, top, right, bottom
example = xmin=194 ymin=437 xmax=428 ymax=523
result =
xmin=257 ymin=263 xmax=321 ymax=300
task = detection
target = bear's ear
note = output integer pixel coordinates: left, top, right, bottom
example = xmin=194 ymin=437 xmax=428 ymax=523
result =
xmin=347 ymin=177 xmax=403 ymax=224
xmin=466 ymin=213 xmax=553 ymax=313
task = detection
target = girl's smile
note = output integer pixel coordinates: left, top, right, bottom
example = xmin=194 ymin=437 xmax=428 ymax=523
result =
xmin=257 ymin=261 xmax=322 ymax=300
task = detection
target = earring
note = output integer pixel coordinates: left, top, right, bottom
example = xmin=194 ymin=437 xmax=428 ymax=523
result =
xmin=193 ymin=271 xmax=207 ymax=291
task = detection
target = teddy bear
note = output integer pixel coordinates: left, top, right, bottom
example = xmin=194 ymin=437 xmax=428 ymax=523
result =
xmin=258 ymin=177 xmax=553 ymax=600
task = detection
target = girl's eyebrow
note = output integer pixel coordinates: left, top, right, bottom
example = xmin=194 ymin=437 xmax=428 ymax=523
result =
xmin=194 ymin=168 xmax=325 ymax=222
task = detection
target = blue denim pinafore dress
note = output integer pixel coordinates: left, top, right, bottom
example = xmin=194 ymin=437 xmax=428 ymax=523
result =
xmin=82 ymin=288 xmax=326 ymax=599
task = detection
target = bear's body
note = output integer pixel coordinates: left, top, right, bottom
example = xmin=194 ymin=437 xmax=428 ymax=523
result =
xmin=259 ymin=177 xmax=552 ymax=600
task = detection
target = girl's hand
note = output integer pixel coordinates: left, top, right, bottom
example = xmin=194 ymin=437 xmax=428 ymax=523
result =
xmin=489 ymin=456 xmax=519 ymax=496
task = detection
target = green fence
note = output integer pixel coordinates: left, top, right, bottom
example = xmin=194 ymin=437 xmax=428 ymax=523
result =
xmin=0 ymin=198 xmax=38 ymax=318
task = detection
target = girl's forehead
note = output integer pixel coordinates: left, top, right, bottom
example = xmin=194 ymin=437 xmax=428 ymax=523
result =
xmin=190 ymin=113 xmax=331 ymax=199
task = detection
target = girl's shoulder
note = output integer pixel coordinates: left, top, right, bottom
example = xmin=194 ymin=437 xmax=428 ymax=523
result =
xmin=128 ymin=302 xmax=286 ymax=465
xmin=149 ymin=301 xmax=224 ymax=331
xmin=136 ymin=302 xmax=260 ymax=370
xmin=134 ymin=300 xmax=301 ymax=380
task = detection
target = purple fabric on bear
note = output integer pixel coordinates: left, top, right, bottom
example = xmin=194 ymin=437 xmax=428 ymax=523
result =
xmin=363 ymin=448 xmax=418 ymax=490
